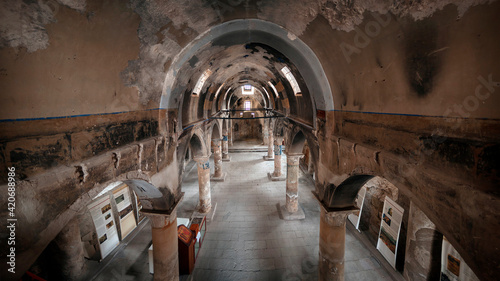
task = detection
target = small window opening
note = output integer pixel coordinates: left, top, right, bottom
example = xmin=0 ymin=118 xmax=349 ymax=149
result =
xmin=242 ymin=84 xmax=254 ymax=95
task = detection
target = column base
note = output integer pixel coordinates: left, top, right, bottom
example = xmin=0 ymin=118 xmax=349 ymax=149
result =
xmin=211 ymin=172 xmax=227 ymax=182
xmin=267 ymin=172 xmax=285 ymax=181
xmin=222 ymin=156 xmax=231 ymax=162
xmin=277 ymin=203 xmax=305 ymax=220
xmin=194 ymin=201 xmax=217 ymax=222
xmin=263 ymin=155 xmax=274 ymax=161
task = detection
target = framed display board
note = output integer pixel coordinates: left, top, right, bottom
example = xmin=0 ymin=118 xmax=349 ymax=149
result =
xmin=376 ymin=196 xmax=404 ymax=269
xmin=87 ymin=196 xmax=119 ymax=259
xmin=132 ymin=190 xmax=146 ymax=223
xmin=440 ymin=236 xmax=479 ymax=281
xmin=112 ymin=184 xmax=137 ymax=239
xmin=348 ymin=185 xmax=367 ymax=230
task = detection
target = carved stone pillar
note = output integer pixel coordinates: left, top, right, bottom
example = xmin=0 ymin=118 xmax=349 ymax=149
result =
xmin=222 ymin=135 xmax=230 ymax=162
xmin=268 ymin=137 xmax=285 ymax=181
xmin=194 ymin=156 xmax=211 ymax=213
xmin=403 ymin=201 xmax=443 ymax=281
xmin=263 ymin=129 xmax=274 ymax=161
xmin=286 ymin=153 xmax=302 ymax=213
xmin=48 ymin=216 xmax=85 ymax=280
xmin=262 ymin=121 xmax=269 ymax=145
xmin=278 ymin=153 xmax=305 ymax=220
xmin=144 ymin=206 xmax=180 ymax=281
xmin=211 ymin=139 xmax=226 ymax=181
xmin=318 ymin=208 xmax=358 ymax=281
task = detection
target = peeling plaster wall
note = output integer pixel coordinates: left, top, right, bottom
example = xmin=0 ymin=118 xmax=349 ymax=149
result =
xmin=299 ymin=2 xmax=500 ymax=118
xmin=258 ymin=0 xmax=494 ymax=35
xmin=0 ymin=0 xmax=142 ymax=119
xmin=0 ymin=0 xmax=86 ymax=52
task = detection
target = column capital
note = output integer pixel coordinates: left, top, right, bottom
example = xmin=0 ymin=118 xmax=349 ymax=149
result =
xmin=312 ymin=191 xmax=359 ymax=226
xmin=285 ymin=152 xmax=303 ymax=158
xmin=142 ymin=193 xmax=184 ymax=228
xmin=193 ymin=155 xmax=209 ymax=163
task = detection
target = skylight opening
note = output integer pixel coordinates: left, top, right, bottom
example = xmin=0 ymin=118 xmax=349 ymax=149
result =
xmin=192 ymin=69 xmax=212 ymax=95
xmin=242 ymin=84 xmax=254 ymax=95
xmin=280 ymin=66 xmax=301 ymax=96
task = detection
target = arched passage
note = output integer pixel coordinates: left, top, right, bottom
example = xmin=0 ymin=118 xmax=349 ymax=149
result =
xmin=160 ymin=19 xmax=333 ymax=131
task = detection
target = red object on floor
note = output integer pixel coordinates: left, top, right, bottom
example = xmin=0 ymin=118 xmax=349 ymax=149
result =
xmin=22 ymin=271 xmax=47 ymax=281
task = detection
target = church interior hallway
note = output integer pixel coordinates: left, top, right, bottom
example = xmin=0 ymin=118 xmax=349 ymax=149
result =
xmin=92 ymin=142 xmax=399 ymax=281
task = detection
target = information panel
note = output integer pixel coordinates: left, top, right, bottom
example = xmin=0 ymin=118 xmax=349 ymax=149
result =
xmin=376 ymin=196 xmax=404 ymax=269
xmin=133 ymin=191 xmax=146 ymax=222
xmin=440 ymin=236 xmax=480 ymax=281
xmin=113 ymin=184 xmax=137 ymax=239
xmin=348 ymin=185 xmax=367 ymax=230
xmin=87 ymin=196 xmax=119 ymax=259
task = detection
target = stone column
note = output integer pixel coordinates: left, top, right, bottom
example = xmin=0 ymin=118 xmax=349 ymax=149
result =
xmin=318 ymin=208 xmax=357 ymax=281
xmin=229 ymin=119 xmax=234 ymax=146
xmin=222 ymin=135 xmax=230 ymax=161
xmin=194 ymin=156 xmax=211 ymax=213
xmin=145 ymin=210 xmax=179 ymax=281
xmin=307 ymin=154 xmax=314 ymax=174
xmin=263 ymin=129 xmax=274 ymax=161
xmin=286 ymin=153 xmax=302 ymax=213
xmin=403 ymin=201 xmax=443 ymax=281
xmin=211 ymin=139 xmax=226 ymax=181
xmin=48 ymin=216 xmax=86 ymax=280
xmin=278 ymin=152 xmax=305 ymax=220
xmin=262 ymin=121 xmax=269 ymax=145
xmin=268 ymin=137 xmax=285 ymax=181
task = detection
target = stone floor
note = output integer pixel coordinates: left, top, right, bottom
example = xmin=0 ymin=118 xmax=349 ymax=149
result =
xmin=89 ymin=140 xmax=402 ymax=281
xmin=228 ymin=138 xmax=267 ymax=152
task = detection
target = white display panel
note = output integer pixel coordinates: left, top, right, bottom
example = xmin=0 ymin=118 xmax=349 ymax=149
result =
xmin=376 ymin=196 xmax=404 ymax=269
xmin=87 ymin=196 xmax=120 ymax=259
xmin=348 ymin=185 xmax=367 ymax=230
xmin=440 ymin=236 xmax=480 ymax=281
xmin=113 ymin=184 xmax=137 ymax=239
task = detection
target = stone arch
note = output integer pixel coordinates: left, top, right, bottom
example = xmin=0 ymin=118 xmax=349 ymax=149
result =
xmin=189 ymin=132 xmax=206 ymax=158
xmin=274 ymin=118 xmax=286 ymax=138
xmin=176 ymin=128 xmax=208 ymax=176
xmin=160 ymin=19 xmax=334 ymax=127
xmin=323 ymin=174 xmax=375 ymax=209
xmin=288 ymin=129 xmax=307 ymax=155
xmin=210 ymin=120 xmax=222 ymax=140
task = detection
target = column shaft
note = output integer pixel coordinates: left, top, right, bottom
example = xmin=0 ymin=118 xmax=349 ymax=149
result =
xmin=229 ymin=120 xmax=233 ymax=146
xmin=267 ymin=131 xmax=274 ymax=159
xmin=48 ymin=217 xmax=85 ymax=280
xmin=222 ymin=135 xmax=230 ymax=160
xmin=319 ymin=209 xmax=350 ymax=281
xmin=195 ymin=157 xmax=211 ymax=213
xmin=273 ymin=140 xmax=282 ymax=177
xmin=149 ymin=213 xmax=179 ymax=281
xmin=286 ymin=154 xmax=301 ymax=213
xmin=403 ymin=201 xmax=443 ymax=281
xmin=212 ymin=140 xmax=222 ymax=178
xmin=262 ymin=121 xmax=269 ymax=145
